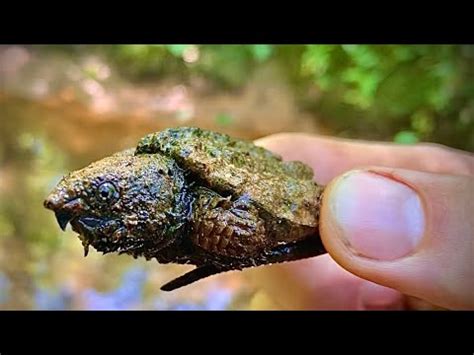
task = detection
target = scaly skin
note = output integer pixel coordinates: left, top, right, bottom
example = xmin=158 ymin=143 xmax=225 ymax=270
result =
xmin=44 ymin=127 xmax=326 ymax=291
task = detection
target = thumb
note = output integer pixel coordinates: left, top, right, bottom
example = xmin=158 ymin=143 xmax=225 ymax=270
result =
xmin=320 ymin=167 xmax=474 ymax=310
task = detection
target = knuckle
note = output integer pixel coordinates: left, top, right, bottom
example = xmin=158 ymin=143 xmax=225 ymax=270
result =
xmin=415 ymin=143 xmax=474 ymax=176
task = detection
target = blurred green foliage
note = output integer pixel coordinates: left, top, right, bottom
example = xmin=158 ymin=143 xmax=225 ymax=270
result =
xmin=215 ymin=113 xmax=234 ymax=127
xmin=40 ymin=45 xmax=474 ymax=151
xmin=105 ymin=45 xmax=275 ymax=88
xmin=299 ymin=45 xmax=473 ymax=149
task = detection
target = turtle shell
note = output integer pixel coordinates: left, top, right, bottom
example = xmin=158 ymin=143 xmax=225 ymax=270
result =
xmin=135 ymin=127 xmax=323 ymax=228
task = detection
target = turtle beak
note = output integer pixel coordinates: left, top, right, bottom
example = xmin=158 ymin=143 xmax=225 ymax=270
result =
xmin=55 ymin=211 xmax=73 ymax=231
xmin=44 ymin=195 xmax=84 ymax=231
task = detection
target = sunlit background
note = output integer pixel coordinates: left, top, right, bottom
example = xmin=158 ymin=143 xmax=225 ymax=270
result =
xmin=0 ymin=45 xmax=472 ymax=310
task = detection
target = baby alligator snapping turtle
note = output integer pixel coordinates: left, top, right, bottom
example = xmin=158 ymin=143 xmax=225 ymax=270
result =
xmin=44 ymin=127 xmax=326 ymax=291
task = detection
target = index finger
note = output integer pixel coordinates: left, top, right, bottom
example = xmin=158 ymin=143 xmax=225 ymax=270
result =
xmin=255 ymin=133 xmax=474 ymax=184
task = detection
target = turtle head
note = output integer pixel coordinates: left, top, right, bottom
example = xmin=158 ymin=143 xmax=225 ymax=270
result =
xmin=44 ymin=149 xmax=189 ymax=258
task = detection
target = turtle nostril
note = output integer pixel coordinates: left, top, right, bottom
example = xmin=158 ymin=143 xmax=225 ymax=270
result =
xmin=53 ymin=199 xmax=83 ymax=231
xmin=44 ymin=196 xmax=84 ymax=231
xmin=44 ymin=197 xmax=62 ymax=210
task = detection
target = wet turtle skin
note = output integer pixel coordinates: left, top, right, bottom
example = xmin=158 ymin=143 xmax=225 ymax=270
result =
xmin=44 ymin=127 xmax=326 ymax=291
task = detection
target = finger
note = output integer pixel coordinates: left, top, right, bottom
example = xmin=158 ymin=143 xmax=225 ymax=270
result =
xmin=255 ymin=133 xmax=473 ymax=184
xmin=320 ymin=167 xmax=474 ymax=309
xmin=358 ymin=280 xmax=406 ymax=310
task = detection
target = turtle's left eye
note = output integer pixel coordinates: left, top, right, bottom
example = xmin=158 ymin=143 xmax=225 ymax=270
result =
xmin=97 ymin=182 xmax=119 ymax=203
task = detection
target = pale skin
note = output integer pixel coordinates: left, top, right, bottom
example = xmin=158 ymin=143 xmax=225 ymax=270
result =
xmin=245 ymin=134 xmax=474 ymax=310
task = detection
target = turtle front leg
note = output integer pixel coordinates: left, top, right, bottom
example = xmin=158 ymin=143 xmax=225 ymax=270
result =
xmin=190 ymin=187 xmax=268 ymax=258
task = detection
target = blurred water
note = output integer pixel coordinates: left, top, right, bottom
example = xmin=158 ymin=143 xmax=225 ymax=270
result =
xmin=157 ymin=286 xmax=234 ymax=311
xmin=35 ymin=286 xmax=74 ymax=310
xmin=0 ymin=272 xmax=11 ymax=304
xmin=0 ymin=94 xmax=253 ymax=310
xmin=82 ymin=266 xmax=147 ymax=310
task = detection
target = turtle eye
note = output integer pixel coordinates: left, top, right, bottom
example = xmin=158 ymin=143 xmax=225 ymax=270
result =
xmin=97 ymin=182 xmax=119 ymax=203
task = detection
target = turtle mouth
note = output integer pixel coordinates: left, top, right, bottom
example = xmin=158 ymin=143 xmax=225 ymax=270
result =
xmin=47 ymin=198 xmax=84 ymax=231
xmin=45 ymin=196 xmax=147 ymax=257
xmin=55 ymin=209 xmax=74 ymax=231
xmin=70 ymin=216 xmax=127 ymax=256
xmin=45 ymin=195 xmax=130 ymax=256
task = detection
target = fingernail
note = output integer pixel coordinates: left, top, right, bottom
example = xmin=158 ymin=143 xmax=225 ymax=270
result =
xmin=329 ymin=170 xmax=425 ymax=260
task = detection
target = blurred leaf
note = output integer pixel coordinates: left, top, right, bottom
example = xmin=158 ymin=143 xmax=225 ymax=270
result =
xmin=0 ymin=214 xmax=14 ymax=236
xmin=393 ymin=46 xmax=417 ymax=61
xmin=342 ymin=45 xmax=380 ymax=68
xmin=251 ymin=45 xmax=273 ymax=62
xmin=166 ymin=45 xmax=189 ymax=58
xmin=301 ymin=45 xmax=335 ymax=78
xmin=123 ymin=45 xmax=151 ymax=56
xmin=44 ymin=44 xmax=471 ymax=150
xmin=215 ymin=113 xmax=234 ymax=126
xmin=196 ymin=46 xmax=253 ymax=88
xmin=393 ymin=131 xmax=419 ymax=144
xmin=411 ymin=111 xmax=434 ymax=137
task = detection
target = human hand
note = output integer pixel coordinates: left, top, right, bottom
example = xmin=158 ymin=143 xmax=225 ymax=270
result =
xmin=245 ymin=134 xmax=473 ymax=310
